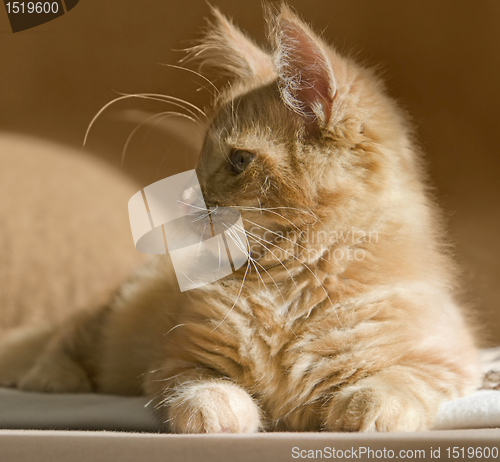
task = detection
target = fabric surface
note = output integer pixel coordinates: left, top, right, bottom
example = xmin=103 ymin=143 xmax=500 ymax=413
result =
xmin=1 ymin=429 xmax=500 ymax=462
xmin=0 ymin=388 xmax=157 ymax=432
xmin=0 ymin=347 xmax=499 ymax=432
xmin=1 ymin=387 xmax=499 ymax=433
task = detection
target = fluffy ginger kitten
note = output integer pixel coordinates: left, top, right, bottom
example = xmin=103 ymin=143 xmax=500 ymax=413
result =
xmin=0 ymin=5 xmax=480 ymax=432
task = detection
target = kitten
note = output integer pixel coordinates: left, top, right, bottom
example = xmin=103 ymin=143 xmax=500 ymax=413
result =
xmin=0 ymin=5 xmax=481 ymax=432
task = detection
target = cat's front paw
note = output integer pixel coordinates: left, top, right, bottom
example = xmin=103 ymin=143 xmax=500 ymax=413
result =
xmin=166 ymin=380 xmax=262 ymax=433
xmin=323 ymin=369 xmax=439 ymax=432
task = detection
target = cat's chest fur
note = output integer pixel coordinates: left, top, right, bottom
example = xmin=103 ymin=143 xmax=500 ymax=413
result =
xmin=157 ymin=266 xmax=365 ymax=428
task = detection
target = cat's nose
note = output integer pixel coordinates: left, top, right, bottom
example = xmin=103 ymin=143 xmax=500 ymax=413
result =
xmin=178 ymin=184 xmax=208 ymax=216
xmin=177 ymin=197 xmax=199 ymax=216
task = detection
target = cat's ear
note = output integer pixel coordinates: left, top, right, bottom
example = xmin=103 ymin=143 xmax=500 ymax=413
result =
xmin=182 ymin=6 xmax=273 ymax=83
xmin=271 ymin=6 xmax=340 ymax=133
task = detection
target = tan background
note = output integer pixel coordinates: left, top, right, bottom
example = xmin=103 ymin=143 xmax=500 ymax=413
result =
xmin=0 ymin=1 xmax=499 ymax=344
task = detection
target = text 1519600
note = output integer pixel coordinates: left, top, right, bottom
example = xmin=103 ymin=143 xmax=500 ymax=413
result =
xmin=5 ymin=2 xmax=59 ymax=14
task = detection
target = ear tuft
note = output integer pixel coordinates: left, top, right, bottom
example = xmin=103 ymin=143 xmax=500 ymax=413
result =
xmin=182 ymin=6 xmax=273 ymax=83
xmin=270 ymin=5 xmax=337 ymax=129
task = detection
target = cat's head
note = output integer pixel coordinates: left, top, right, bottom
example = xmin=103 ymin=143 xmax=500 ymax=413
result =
xmin=189 ymin=5 xmax=414 ymax=265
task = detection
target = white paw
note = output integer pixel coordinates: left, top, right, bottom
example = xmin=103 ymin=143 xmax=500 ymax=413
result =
xmin=166 ymin=380 xmax=262 ymax=433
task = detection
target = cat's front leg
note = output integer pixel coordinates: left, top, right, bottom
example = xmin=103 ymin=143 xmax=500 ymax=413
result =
xmin=322 ymin=366 xmax=447 ymax=432
xmin=165 ymin=378 xmax=262 ymax=433
xmin=159 ymin=379 xmax=262 ymax=434
xmin=147 ymin=368 xmax=262 ymax=434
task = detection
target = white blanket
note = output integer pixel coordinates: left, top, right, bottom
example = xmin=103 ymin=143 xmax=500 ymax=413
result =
xmin=0 ymin=348 xmax=499 ymax=432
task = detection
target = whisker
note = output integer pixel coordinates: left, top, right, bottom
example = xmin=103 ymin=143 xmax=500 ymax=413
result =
xmin=84 ymin=92 xmax=205 ymax=147
xmin=257 ymin=198 xmax=263 ymax=215
xmin=217 ymin=127 xmax=231 ymax=164
xmin=210 ymin=260 xmax=250 ymax=332
xmin=159 ymin=63 xmax=220 ymax=96
xmin=241 ymin=226 xmax=342 ymax=326
xmin=177 ymin=200 xmax=207 ymax=212
xmin=121 ymin=111 xmax=197 ymax=166
xmin=191 ymin=209 xmax=212 ymax=222
xmin=117 ymin=92 xmax=206 ymax=118
xmin=115 ymin=93 xmax=203 ymax=120
xmin=236 ymin=205 xmax=319 ymax=223
xmin=225 ymin=224 xmax=299 ymax=338
xmin=247 ymin=258 xmax=268 ymax=294
xmin=243 ymin=218 xmax=336 ymax=272
xmin=164 ymin=323 xmax=187 ymax=336
xmin=233 ymin=206 xmax=305 ymax=232
xmin=240 ymin=226 xmax=298 ymax=289
xmin=225 ymin=225 xmax=287 ymax=303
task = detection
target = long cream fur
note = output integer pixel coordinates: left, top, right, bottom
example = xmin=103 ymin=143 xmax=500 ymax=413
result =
xmin=0 ymin=5 xmax=480 ymax=433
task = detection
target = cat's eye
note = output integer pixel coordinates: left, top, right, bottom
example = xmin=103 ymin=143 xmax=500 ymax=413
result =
xmin=229 ymin=149 xmax=255 ymax=174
